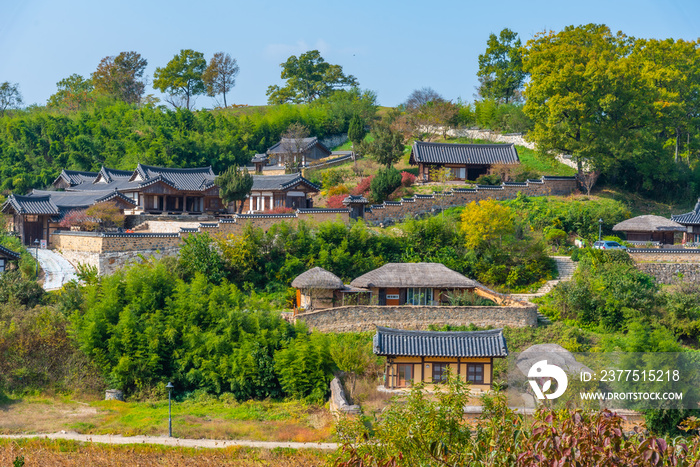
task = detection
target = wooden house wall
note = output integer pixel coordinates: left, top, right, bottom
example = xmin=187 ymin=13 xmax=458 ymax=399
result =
xmin=385 ymin=356 xmax=493 ymax=392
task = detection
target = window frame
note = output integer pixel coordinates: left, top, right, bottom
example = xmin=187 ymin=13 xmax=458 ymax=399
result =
xmin=466 ymin=363 xmax=485 ymax=384
xmin=432 ymin=362 xmax=449 ymax=383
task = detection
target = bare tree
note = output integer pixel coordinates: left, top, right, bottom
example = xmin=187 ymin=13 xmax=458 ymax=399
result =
xmin=577 ymin=170 xmax=601 ymax=196
xmin=404 ymin=87 xmax=445 ymax=110
xmin=280 ymin=123 xmax=310 ymax=173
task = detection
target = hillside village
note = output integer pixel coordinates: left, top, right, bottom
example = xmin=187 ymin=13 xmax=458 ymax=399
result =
xmin=2 ymin=20 xmax=700 ymax=467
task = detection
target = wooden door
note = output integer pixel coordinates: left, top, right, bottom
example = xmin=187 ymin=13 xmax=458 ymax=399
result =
xmin=24 ymin=221 xmax=43 ymax=245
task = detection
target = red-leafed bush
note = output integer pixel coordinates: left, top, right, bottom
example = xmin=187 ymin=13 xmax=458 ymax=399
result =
xmin=352 ymin=175 xmax=374 ymax=195
xmin=400 ymin=171 xmax=416 ymax=187
xmin=326 ymin=194 xmax=347 ymax=209
xmin=262 ymin=207 xmax=295 ymax=214
xmin=58 ymin=209 xmax=90 ymax=230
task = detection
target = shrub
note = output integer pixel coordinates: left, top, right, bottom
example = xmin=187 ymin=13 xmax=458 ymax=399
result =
xmin=476 ymin=173 xmax=502 ymax=185
xmin=400 ymin=171 xmax=416 ymax=187
xmin=58 ymin=209 xmax=91 ymax=230
xmin=370 ymin=167 xmax=402 ymax=203
xmin=544 ymin=228 xmax=567 ymax=247
xmin=321 ymin=168 xmax=350 ymax=189
xmin=351 ymin=175 xmax=374 ymax=195
xmin=327 ymin=184 xmax=349 ymax=196
xmin=326 ymin=194 xmax=347 ymax=209
xmin=263 ymin=207 xmax=295 ymax=214
xmin=84 ymin=202 xmax=125 ymax=231
xmin=0 ymin=270 xmax=45 ymax=307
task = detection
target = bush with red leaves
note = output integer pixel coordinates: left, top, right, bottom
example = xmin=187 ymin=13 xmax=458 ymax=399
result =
xmin=400 ymin=171 xmax=416 ymax=187
xmin=326 ymin=194 xmax=347 ymax=209
xmin=352 ymin=175 xmax=374 ymax=196
xmin=262 ymin=207 xmax=295 ymax=214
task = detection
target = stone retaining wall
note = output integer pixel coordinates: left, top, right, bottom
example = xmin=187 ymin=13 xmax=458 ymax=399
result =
xmin=363 ymin=177 xmax=577 ymax=225
xmin=297 ymin=305 xmax=538 ymax=333
xmin=635 ymin=263 xmax=700 ymax=284
xmin=629 ymin=250 xmax=700 ymax=263
xmin=59 ymin=246 xmax=181 ymax=275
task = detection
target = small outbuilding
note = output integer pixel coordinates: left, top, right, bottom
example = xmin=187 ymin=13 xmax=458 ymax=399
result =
xmin=349 ymin=262 xmax=481 ymax=306
xmin=374 ymin=326 xmax=508 ymax=391
xmin=291 ymin=267 xmax=370 ymax=310
xmin=612 ymin=215 xmax=685 ymax=245
xmin=0 ymin=244 xmax=21 ymax=274
xmin=409 ymin=141 xmax=520 ymax=182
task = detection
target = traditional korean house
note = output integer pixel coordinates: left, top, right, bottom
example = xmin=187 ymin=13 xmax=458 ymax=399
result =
xmin=291 ymin=267 xmax=369 ymax=310
xmin=0 ymin=245 xmax=21 ymax=273
xmin=672 ymin=199 xmax=700 ymax=244
xmin=409 ymin=141 xmax=520 ymax=182
xmin=1 ymin=190 xmax=136 ymax=245
xmin=244 ymin=174 xmax=320 ymax=212
xmin=374 ymin=326 xmax=508 ymax=391
xmin=52 ymin=169 xmax=99 ymax=189
xmin=612 ymin=215 xmax=685 ymax=245
xmin=349 ymin=262 xmax=481 ymax=306
xmin=64 ymin=164 xmax=221 ymax=215
xmin=266 ymin=137 xmax=332 ymax=167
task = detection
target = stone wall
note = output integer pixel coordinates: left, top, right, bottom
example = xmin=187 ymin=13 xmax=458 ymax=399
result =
xmin=629 ymin=250 xmax=700 ymax=284
xmin=629 ymin=250 xmax=700 ymax=263
xmin=363 ymin=177 xmax=577 ymax=225
xmin=60 ymin=246 xmax=181 ymax=276
xmin=320 ymin=133 xmax=349 ymax=149
xmin=635 ymin=263 xmax=700 ymax=284
xmin=297 ymin=304 xmax=538 ymax=333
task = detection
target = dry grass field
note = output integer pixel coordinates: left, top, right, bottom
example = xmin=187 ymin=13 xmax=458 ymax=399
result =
xmin=0 ymin=439 xmax=329 ymax=466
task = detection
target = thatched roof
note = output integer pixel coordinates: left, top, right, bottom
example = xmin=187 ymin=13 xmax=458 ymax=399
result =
xmin=613 ymin=215 xmax=685 ymax=232
xmin=292 ymin=267 xmax=344 ymax=289
xmin=350 ymin=263 xmax=478 ymax=289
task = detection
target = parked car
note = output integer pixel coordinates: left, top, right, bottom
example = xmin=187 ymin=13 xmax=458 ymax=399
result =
xmin=593 ymin=240 xmax=627 ymax=251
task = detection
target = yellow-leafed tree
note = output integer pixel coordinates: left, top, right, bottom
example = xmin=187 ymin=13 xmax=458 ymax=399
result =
xmin=460 ymin=199 xmax=515 ymax=249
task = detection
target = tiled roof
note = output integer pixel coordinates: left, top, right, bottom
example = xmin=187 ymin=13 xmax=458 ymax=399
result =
xmin=2 ymin=190 xmax=136 ymax=217
xmin=94 ymin=167 xmax=133 ymax=184
xmin=251 ymin=174 xmax=320 ymax=192
xmin=342 ymin=195 xmax=369 ymax=205
xmin=613 ymin=215 xmax=686 ymax=232
xmin=373 ymin=326 xmax=508 ymax=358
xmin=251 ymin=154 xmax=269 ymax=163
xmin=133 ymin=164 xmax=216 ymax=191
xmin=53 ymin=169 xmax=98 ymax=187
xmin=409 ymin=142 xmax=520 ymax=165
xmin=267 ymin=137 xmax=331 ymax=156
xmin=2 ymin=194 xmax=59 ymax=215
xmin=672 ymin=199 xmax=700 ymax=226
xmin=0 ymin=244 xmax=21 ymax=260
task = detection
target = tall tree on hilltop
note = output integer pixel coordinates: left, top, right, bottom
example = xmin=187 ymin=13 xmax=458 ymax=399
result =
xmin=266 ymin=50 xmax=358 ymax=104
xmin=153 ymin=49 xmax=207 ymax=110
xmin=47 ymin=74 xmax=94 ymax=110
xmin=477 ymin=28 xmax=527 ymax=103
xmin=202 ymin=52 xmax=240 ymax=108
xmin=217 ymin=165 xmax=254 ymax=214
xmin=403 ymin=87 xmax=445 ymax=110
xmin=0 ymin=82 xmax=23 ymax=116
xmin=92 ymin=51 xmax=148 ymax=104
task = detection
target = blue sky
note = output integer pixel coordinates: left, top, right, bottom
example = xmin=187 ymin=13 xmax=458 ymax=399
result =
xmin=1 ymin=0 xmax=699 ymax=108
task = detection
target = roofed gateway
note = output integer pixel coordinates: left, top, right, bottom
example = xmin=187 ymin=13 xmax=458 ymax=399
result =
xmin=409 ymin=141 xmax=520 ymax=182
xmin=374 ymin=326 xmax=508 ymax=391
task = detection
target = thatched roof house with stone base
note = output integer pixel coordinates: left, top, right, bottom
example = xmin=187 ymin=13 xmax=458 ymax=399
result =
xmin=612 ymin=215 xmax=685 ymax=245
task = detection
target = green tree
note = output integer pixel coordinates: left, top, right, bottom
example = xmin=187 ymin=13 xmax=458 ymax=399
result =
xmin=153 ymin=49 xmax=207 ymax=110
xmin=216 ymin=165 xmax=254 ymax=213
xmin=347 ymin=113 xmax=366 ymax=154
xmin=92 ymin=51 xmax=148 ymax=104
xmin=0 ymin=82 xmax=22 ymax=116
xmin=47 ymin=74 xmax=94 ymax=110
xmin=202 ymin=52 xmax=240 ymax=108
xmin=365 ymin=123 xmax=404 ymax=167
xmin=177 ymin=232 xmax=226 ymax=283
xmin=266 ymin=50 xmax=358 ymax=104
xmin=477 ymin=28 xmax=527 ymax=103
xmin=370 ymin=167 xmax=402 ymax=203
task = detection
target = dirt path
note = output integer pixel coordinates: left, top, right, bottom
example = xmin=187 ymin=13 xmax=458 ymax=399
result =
xmin=0 ymin=432 xmax=338 ymax=450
